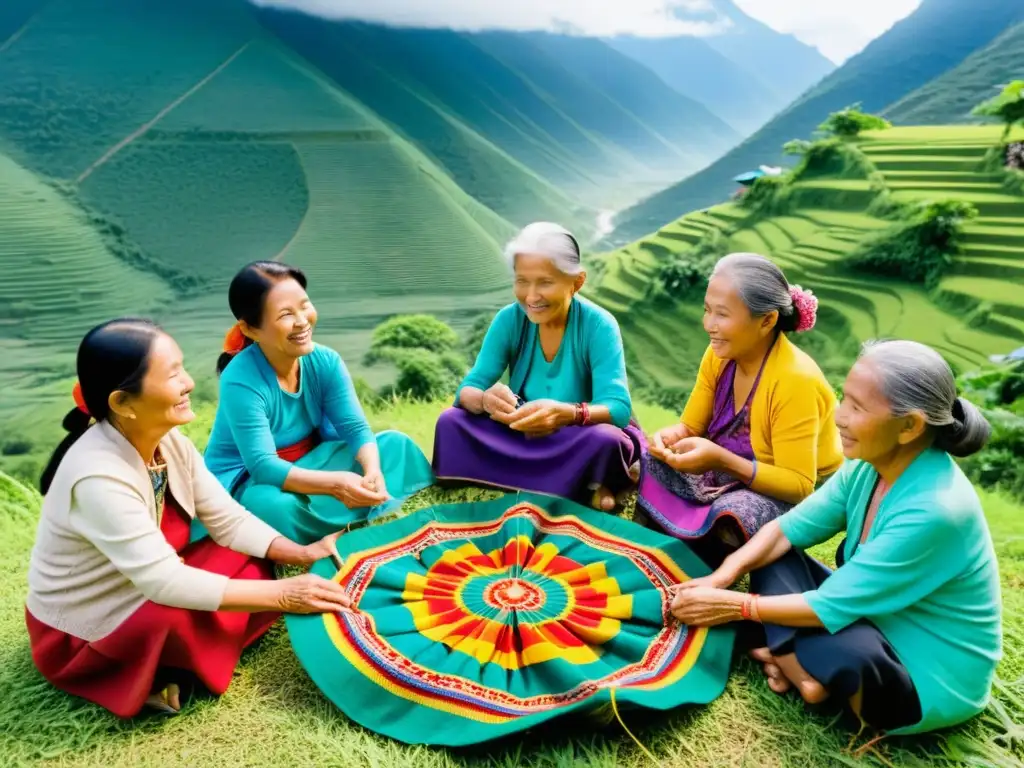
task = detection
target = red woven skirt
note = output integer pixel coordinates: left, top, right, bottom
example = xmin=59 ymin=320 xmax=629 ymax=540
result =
xmin=26 ymin=496 xmax=280 ymax=717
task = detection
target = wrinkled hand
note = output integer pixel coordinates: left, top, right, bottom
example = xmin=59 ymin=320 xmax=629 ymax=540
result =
xmin=649 ymin=423 xmax=688 ymax=460
xmin=360 ymin=468 xmax=389 ymax=499
xmin=508 ymin=399 xmax=573 ymax=435
xmin=482 ymin=383 xmax=519 ymax=424
xmin=300 ymin=531 xmax=343 ymax=566
xmin=329 ymin=471 xmax=389 ymax=508
xmin=658 ymin=436 xmax=723 ymax=475
xmin=670 ymin=586 xmax=743 ymax=627
xmin=668 ymin=569 xmax=737 ymax=596
xmin=276 ymin=573 xmax=353 ymax=614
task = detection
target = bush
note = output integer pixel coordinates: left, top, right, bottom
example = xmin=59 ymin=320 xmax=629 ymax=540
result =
xmin=1 ymin=439 xmax=33 ymax=457
xmin=379 ymin=347 xmax=466 ymax=401
xmin=972 ymin=80 xmax=1024 ymax=139
xmin=464 ymin=310 xmax=497 ymax=361
xmin=648 ymin=229 xmax=726 ymax=301
xmin=958 ymin=410 xmax=1024 ymax=503
xmin=787 ymin=138 xmax=877 ymax=180
xmin=364 ymin=315 xmax=460 ymax=365
xmin=738 ymin=175 xmax=791 ymax=216
xmin=818 ymin=104 xmax=892 ymax=138
xmin=847 ymin=199 xmax=978 ymax=288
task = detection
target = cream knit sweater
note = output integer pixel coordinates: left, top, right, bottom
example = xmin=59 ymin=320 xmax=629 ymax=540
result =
xmin=26 ymin=421 xmax=281 ymax=641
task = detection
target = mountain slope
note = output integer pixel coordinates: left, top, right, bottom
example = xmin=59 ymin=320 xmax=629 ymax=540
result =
xmin=610 ymin=0 xmax=1024 ymax=245
xmin=257 ymin=11 xmax=738 ymax=211
xmin=884 ymin=21 xmax=1024 ymax=125
xmin=0 ymin=0 xmax=517 ymax=395
xmin=605 ymin=35 xmax=783 ymax=134
xmin=702 ymin=0 xmax=835 ymax=104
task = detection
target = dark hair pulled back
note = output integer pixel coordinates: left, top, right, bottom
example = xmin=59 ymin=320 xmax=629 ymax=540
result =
xmin=216 ymin=261 xmax=308 ymax=375
xmin=39 ymin=319 xmax=163 ymax=494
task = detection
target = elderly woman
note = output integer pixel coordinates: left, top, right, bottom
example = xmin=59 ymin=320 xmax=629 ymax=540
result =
xmin=433 ymin=222 xmax=643 ymax=510
xmin=27 ymin=319 xmax=352 ymax=717
xmin=670 ymin=340 xmax=1002 ymax=735
xmin=201 ymin=261 xmax=434 ymax=545
xmin=640 ymin=253 xmax=842 ymax=560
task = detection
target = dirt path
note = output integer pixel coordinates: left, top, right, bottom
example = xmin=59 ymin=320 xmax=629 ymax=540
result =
xmin=76 ymin=41 xmax=251 ymax=184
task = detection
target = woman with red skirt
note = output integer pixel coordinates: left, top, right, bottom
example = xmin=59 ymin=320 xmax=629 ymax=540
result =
xmin=27 ymin=319 xmax=352 ymax=716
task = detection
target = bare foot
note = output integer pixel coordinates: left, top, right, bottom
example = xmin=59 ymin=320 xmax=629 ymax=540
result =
xmin=145 ymin=683 xmax=181 ymax=714
xmin=750 ymin=647 xmax=774 ymax=663
xmin=591 ymin=486 xmax=615 ymax=511
xmin=763 ymin=663 xmax=792 ymax=693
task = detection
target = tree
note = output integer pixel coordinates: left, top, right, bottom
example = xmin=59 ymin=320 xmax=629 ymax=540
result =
xmin=818 ymin=104 xmax=892 ymax=138
xmin=972 ymin=80 xmax=1024 ymax=139
xmin=364 ymin=314 xmax=459 ymax=365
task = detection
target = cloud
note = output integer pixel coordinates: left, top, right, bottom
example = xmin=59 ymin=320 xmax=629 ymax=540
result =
xmin=250 ymin=0 xmax=733 ymax=37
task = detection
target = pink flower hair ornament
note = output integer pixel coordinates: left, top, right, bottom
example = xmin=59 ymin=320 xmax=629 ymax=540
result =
xmin=789 ymin=285 xmax=818 ymax=332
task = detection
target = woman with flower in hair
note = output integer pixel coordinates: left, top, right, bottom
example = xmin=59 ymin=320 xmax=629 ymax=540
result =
xmin=640 ymin=253 xmax=842 ymax=564
xmin=201 ymin=261 xmax=433 ymax=545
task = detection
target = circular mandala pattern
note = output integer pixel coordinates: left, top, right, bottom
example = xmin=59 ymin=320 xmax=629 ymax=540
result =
xmin=286 ymin=495 xmax=735 ymax=747
xmin=482 ymin=577 xmax=546 ymax=612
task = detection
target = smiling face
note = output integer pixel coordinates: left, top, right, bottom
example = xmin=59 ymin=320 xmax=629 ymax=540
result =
xmin=702 ymin=273 xmax=777 ymax=361
xmin=513 ymin=253 xmax=584 ymax=324
xmin=110 ymin=333 xmax=195 ymax=431
xmin=243 ymin=277 xmax=317 ymax=359
xmin=835 ymin=358 xmax=927 ymax=463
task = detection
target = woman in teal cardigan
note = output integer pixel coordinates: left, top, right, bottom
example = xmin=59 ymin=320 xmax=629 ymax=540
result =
xmin=433 ymin=222 xmax=643 ymax=510
xmin=669 ymin=340 xmax=1002 ymax=735
xmin=200 ymin=261 xmax=434 ymax=545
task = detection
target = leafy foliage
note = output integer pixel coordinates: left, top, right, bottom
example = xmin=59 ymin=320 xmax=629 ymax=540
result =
xmin=817 ymin=104 xmax=892 ymax=138
xmin=738 ymin=175 xmax=792 ymax=216
xmin=647 ymin=229 xmax=727 ymax=301
xmin=786 ymin=137 xmax=878 ymax=180
xmin=365 ymin=314 xmax=460 ymax=364
xmin=464 ymin=310 xmax=498 ymax=361
xmin=972 ymin=80 xmax=1024 ymax=137
xmin=848 ymin=199 xmax=978 ymax=288
xmin=365 ymin=315 xmax=467 ymax=399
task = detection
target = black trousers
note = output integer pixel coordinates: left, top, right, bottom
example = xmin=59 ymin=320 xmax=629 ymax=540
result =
xmin=748 ymin=543 xmax=923 ymax=732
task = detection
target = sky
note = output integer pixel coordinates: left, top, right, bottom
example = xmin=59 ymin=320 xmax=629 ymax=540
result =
xmin=251 ymin=0 xmax=923 ymax=64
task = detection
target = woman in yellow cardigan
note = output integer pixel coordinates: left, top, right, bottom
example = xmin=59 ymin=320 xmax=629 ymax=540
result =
xmin=639 ymin=253 xmax=842 ymax=563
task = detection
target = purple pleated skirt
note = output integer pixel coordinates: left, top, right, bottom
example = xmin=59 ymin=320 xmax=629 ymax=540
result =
xmin=432 ymin=407 xmax=644 ymax=503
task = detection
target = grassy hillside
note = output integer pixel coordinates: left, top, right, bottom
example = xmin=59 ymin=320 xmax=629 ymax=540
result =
xmin=884 ymin=21 xmax=1024 ymax=125
xmin=609 ymin=0 xmax=1024 ymax=246
xmin=589 ymin=125 xmax=1024 ymax=391
xmin=0 ymin=401 xmax=1021 ymax=767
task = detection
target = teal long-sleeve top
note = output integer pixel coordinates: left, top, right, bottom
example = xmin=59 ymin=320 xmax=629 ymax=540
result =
xmin=204 ymin=343 xmax=375 ymax=493
xmin=456 ymin=296 xmax=632 ymax=428
xmin=779 ymin=448 xmax=1002 ymax=735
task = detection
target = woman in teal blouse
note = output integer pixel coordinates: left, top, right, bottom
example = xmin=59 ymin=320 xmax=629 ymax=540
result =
xmin=201 ymin=261 xmax=434 ymax=545
xmin=433 ymin=222 xmax=643 ymax=510
xmin=669 ymin=339 xmax=1002 ymax=735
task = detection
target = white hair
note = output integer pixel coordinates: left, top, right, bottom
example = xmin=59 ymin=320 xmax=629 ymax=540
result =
xmin=859 ymin=339 xmax=991 ymax=458
xmin=504 ymin=222 xmax=582 ymax=276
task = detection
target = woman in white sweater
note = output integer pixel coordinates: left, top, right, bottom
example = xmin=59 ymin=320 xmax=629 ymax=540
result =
xmin=27 ymin=319 xmax=352 ymax=717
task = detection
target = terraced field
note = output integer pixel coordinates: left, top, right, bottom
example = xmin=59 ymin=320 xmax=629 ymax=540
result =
xmin=0 ymin=151 xmax=172 ymax=428
xmin=591 ymin=125 xmax=1024 ymax=385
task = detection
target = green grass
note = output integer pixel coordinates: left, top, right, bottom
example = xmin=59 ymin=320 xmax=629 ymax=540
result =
xmin=0 ymin=399 xmax=1020 ymax=768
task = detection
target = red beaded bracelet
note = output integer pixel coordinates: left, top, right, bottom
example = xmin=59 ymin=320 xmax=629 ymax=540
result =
xmin=578 ymin=402 xmax=591 ymax=426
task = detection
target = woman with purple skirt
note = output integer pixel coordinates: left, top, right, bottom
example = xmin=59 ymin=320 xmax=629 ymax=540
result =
xmin=433 ymin=222 xmax=644 ymax=510
xmin=640 ymin=253 xmax=843 ymax=564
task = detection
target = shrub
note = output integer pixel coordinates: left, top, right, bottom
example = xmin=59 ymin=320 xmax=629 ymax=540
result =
xmin=972 ymin=80 xmax=1024 ymax=139
xmin=648 ymin=229 xmax=726 ymax=301
xmin=818 ymin=104 xmax=892 ymax=138
xmin=464 ymin=310 xmax=497 ymax=361
xmin=379 ymin=347 xmax=466 ymax=401
xmin=787 ymin=138 xmax=878 ymax=180
xmin=847 ymin=199 xmax=978 ymax=288
xmin=738 ymin=175 xmax=791 ymax=216
xmin=364 ymin=314 xmax=460 ymax=365
xmin=1 ymin=438 xmax=33 ymax=456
